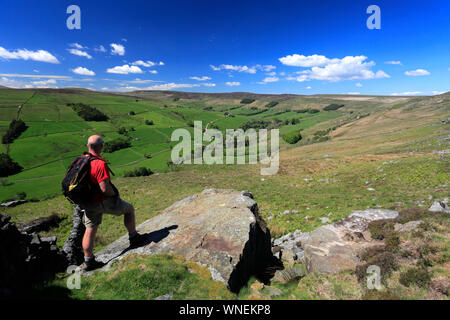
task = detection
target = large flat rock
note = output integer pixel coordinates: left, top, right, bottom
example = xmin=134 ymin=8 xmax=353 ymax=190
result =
xmin=94 ymin=189 xmax=282 ymax=292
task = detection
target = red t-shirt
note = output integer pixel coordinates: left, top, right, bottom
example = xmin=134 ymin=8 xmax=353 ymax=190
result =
xmin=89 ymin=153 xmax=110 ymax=202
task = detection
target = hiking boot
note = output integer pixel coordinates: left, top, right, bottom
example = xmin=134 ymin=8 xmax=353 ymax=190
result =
xmin=75 ymin=258 xmax=105 ymax=272
xmin=129 ymin=232 xmax=147 ymax=248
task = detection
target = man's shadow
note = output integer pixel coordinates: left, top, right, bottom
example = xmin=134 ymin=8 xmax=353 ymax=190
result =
xmin=103 ymin=225 xmax=178 ymax=265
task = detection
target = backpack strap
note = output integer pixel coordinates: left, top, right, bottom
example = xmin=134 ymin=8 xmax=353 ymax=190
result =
xmin=84 ymin=152 xmax=115 ymax=176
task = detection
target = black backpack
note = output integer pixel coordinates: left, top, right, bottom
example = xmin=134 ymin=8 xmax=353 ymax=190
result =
xmin=62 ymin=152 xmax=109 ymax=205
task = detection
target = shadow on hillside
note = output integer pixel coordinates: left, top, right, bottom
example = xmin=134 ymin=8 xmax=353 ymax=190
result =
xmin=104 ymin=225 xmax=179 ymax=264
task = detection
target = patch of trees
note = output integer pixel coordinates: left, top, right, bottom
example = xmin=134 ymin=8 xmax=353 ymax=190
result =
xmin=103 ymin=138 xmax=131 ymax=153
xmin=68 ymin=103 xmax=109 ymax=121
xmin=323 ymin=104 xmax=344 ymax=111
xmin=0 ymin=153 xmax=23 ymax=177
xmin=282 ymin=130 xmax=302 ymax=144
xmin=2 ymin=119 xmax=28 ymax=144
xmin=129 ymin=111 xmax=135 ymax=115
xmin=284 ymin=118 xmax=300 ymax=125
xmin=145 ymin=120 xmax=154 ymax=125
xmin=240 ymin=98 xmax=255 ymax=104
xmin=295 ymin=108 xmax=320 ymax=114
xmin=124 ymin=167 xmax=153 ymax=177
xmin=239 ymin=118 xmax=283 ymax=131
xmin=265 ymin=101 xmax=279 ymax=108
xmin=203 ymin=106 xmax=213 ymax=111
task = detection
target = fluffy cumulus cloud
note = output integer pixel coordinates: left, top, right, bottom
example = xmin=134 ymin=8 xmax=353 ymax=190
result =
xmin=404 ymin=69 xmax=430 ymax=76
xmin=107 ymin=64 xmax=144 ymax=74
xmin=356 ymin=82 xmax=363 ymax=87
xmin=190 ymin=76 xmax=212 ymax=81
xmin=68 ymin=49 xmax=92 ymax=59
xmin=110 ymin=43 xmax=125 ymax=56
xmin=71 ymin=67 xmax=95 ymax=76
xmin=210 ymin=64 xmax=275 ymax=74
xmin=225 ymin=81 xmax=240 ymax=86
xmin=279 ymin=54 xmax=333 ymax=67
xmin=280 ymin=54 xmax=390 ymax=82
xmin=0 ymin=46 xmax=59 ymax=63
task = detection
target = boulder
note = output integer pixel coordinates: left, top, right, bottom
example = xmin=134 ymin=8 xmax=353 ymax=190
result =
xmin=93 ymin=189 xmax=283 ymax=293
xmin=273 ymin=209 xmax=399 ymax=275
xmin=428 ymin=201 xmax=450 ymax=213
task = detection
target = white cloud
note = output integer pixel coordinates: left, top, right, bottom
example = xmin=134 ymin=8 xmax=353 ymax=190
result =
xmin=0 ymin=73 xmax=71 ymax=79
xmin=306 ymin=86 xmax=311 ymax=89
xmin=347 ymin=92 xmax=360 ymax=95
xmin=70 ymin=43 xmax=87 ymax=50
xmin=190 ymin=76 xmax=212 ymax=81
xmin=356 ymin=82 xmax=363 ymax=87
xmin=226 ymin=81 xmax=240 ymax=86
xmin=279 ymin=54 xmax=333 ymax=67
xmin=211 ymin=64 xmax=256 ymax=73
xmin=282 ymin=55 xmax=390 ymax=82
xmin=391 ymin=91 xmax=423 ymax=96
xmin=266 ymin=72 xmax=276 ymax=76
xmin=31 ymin=79 xmax=57 ymax=87
xmin=0 ymin=46 xmax=59 ymax=63
xmin=260 ymin=65 xmax=276 ymax=72
xmin=71 ymin=67 xmax=95 ymax=76
xmin=202 ymin=83 xmax=216 ymax=87
xmin=94 ymin=45 xmax=106 ymax=52
xmin=210 ymin=64 xmax=275 ymax=74
xmin=385 ymin=61 xmax=402 ymax=65
xmin=68 ymin=49 xmax=92 ymax=59
xmin=110 ymin=43 xmax=125 ymax=56
xmin=404 ymin=69 xmax=430 ymax=76
xmin=132 ymin=60 xmax=156 ymax=67
xmin=431 ymin=91 xmax=445 ymax=95
xmin=258 ymin=77 xmax=279 ymax=84
xmin=106 ymin=64 xmax=144 ymax=74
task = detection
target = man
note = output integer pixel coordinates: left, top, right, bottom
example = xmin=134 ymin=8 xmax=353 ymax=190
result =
xmin=76 ymin=135 xmax=146 ymax=271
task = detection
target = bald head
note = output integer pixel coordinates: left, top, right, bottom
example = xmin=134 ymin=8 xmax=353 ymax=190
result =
xmin=87 ymin=135 xmax=103 ymax=154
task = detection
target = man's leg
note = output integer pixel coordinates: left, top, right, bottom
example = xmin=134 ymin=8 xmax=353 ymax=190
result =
xmin=123 ymin=205 xmax=136 ymax=235
xmin=82 ymin=226 xmax=98 ymax=258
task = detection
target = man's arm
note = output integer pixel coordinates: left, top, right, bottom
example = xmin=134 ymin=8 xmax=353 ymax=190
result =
xmin=98 ymin=178 xmax=117 ymax=197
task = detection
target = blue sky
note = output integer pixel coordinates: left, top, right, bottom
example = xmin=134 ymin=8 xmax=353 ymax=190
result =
xmin=0 ymin=0 xmax=449 ymax=95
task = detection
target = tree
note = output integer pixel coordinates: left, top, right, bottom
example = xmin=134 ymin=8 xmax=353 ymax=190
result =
xmin=0 ymin=153 xmax=23 ymax=177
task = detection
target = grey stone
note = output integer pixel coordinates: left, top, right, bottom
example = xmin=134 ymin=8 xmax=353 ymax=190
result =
xmin=428 ymin=201 xmax=450 ymax=213
xmin=63 ymin=205 xmax=86 ymax=265
xmin=272 ymin=268 xmax=306 ymax=283
xmin=154 ymin=292 xmax=173 ymax=300
xmin=265 ymin=286 xmax=283 ymax=297
xmin=394 ymin=220 xmax=423 ymax=232
xmin=0 ymin=200 xmax=27 ymax=208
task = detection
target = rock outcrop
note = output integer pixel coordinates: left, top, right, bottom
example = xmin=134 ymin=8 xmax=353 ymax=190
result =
xmin=92 ymin=189 xmax=283 ymax=293
xmin=0 ymin=214 xmax=68 ymax=297
xmin=273 ymin=209 xmax=399 ymax=274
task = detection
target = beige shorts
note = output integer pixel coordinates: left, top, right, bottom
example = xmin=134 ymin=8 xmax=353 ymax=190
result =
xmin=81 ymin=197 xmax=133 ymax=228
